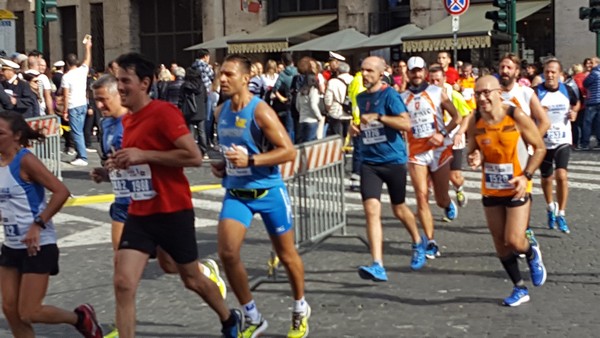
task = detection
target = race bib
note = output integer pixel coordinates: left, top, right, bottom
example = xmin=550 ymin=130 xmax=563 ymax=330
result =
xmin=1 ymin=209 xmax=20 ymax=243
xmin=125 ymin=164 xmax=157 ymax=201
xmin=545 ymin=129 xmax=565 ymax=144
xmin=411 ymin=111 xmax=436 ymax=139
xmin=361 ymin=120 xmax=387 ymax=145
xmin=462 ymin=88 xmax=474 ymax=101
xmin=484 ymin=163 xmax=514 ymax=190
xmin=223 ymin=145 xmax=252 ymax=177
xmin=109 ymin=169 xmax=130 ymax=198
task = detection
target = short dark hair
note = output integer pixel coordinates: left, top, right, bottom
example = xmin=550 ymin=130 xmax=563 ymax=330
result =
xmin=115 ymin=53 xmax=155 ymax=92
xmin=28 ymin=50 xmax=43 ymax=57
xmin=428 ymin=65 xmax=445 ymax=75
xmin=224 ymin=54 xmax=252 ymax=75
xmin=281 ymin=52 xmax=293 ymax=66
xmin=65 ymin=53 xmax=79 ymax=67
xmin=198 ymin=49 xmax=210 ymax=58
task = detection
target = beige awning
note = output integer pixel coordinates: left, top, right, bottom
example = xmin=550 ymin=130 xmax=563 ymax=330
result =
xmin=227 ymin=15 xmax=337 ymax=53
xmin=285 ymin=28 xmax=368 ymax=52
xmin=403 ymin=1 xmax=550 ymax=53
xmin=184 ymin=32 xmax=249 ymax=51
xmin=343 ymin=24 xmax=422 ymax=50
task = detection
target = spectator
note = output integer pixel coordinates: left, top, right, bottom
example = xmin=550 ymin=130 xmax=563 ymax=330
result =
xmin=26 ymin=53 xmax=54 ymax=116
xmin=324 ymin=61 xmax=353 ymax=139
xmin=582 ymin=57 xmax=600 ymax=150
xmin=248 ymin=63 xmax=264 ymax=97
xmin=179 ymin=67 xmax=208 ymax=157
xmin=272 ymin=52 xmax=298 ymax=138
xmin=295 ymin=74 xmax=323 ymax=143
xmin=572 ymin=62 xmax=588 ymax=149
xmin=437 ymin=51 xmax=459 ymax=85
xmin=261 ymin=59 xmax=279 ymax=97
xmin=192 ymin=48 xmax=214 ymax=93
xmin=0 ymin=58 xmax=39 ymax=118
xmin=165 ymin=67 xmax=185 ymax=106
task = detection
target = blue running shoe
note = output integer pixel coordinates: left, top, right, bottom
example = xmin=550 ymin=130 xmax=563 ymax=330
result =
xmin=557 ymin=215 xmax=570 ymax=234
xmin=425 ymin=240 xmax=441 ymax=259
xmin=443 ymin=200 xmax=458 ymax=222
xmin=503 ymin=286 xmax=530 ymax=307
xmin=547 ymin=202 xmax=558 ymax=229
xmin=358 ymin=263 xmax=388 ymax=282
xmin=525 ymin=228 xmax=539 ymax=247
xmin=410 ymin=240 xmax=426 ymax=270
xmin=221 ymin=309 xmax=244 ymax=338
xmin=527 ymin=245 xmax=547 ymax=287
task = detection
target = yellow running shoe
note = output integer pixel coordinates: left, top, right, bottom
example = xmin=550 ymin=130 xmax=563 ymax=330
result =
xmin=242 ymin=314 xmax=268 ymax=338
xmin=103 ymin=327 xmax=119 ymax=338
xmin=287 ymin=305 xmax=311 ymax=338
xmin=202 ymin=259 xmax=227 ymax=299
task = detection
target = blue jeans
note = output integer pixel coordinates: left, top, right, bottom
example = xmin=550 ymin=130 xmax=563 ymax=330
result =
xmin=298 ymin=122 xmax=318 ymax=143
xmin=581 ymin=105 xmax=600 ymax=148
xmin=68 ymin=105 xmax=87 ymax=160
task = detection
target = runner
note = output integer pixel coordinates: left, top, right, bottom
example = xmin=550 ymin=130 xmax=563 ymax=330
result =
xmin=534 ymin=58 xmax=580 ymax=233
xmin=0 ymin=110 xmax=102 ymax=337
xmin=351 ymin=56 xmax=426 ymax=282
xmin=429 ymin=66 xmax=473 ymax=207
xmin=88 ymin=74 xmax=227 ymax=338
xmin=401 ymin=56 xmax=462 ymax=259
xmin=467 ymin=75 xmax=547 ymax=306
xmin=211 ymin=54 xmax=310 ymax=338
xmin=108 ymin=53 xmax=242 ymax=338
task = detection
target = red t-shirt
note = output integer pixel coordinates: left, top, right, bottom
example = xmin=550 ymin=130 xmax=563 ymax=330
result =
xmin=122 ymin=100 xmax=192 ymax=216
xmin=445 ymin=67 xmax=460 ymax=85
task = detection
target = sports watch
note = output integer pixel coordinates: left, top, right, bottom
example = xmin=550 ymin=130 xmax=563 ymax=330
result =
xmin=33 ymin=216 xmax=46 ymax=229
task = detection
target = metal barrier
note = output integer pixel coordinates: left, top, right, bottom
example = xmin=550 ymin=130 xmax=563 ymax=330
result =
xmin=26 ymin=115 xmax=62 ymax=181
xmin=250 ymin=135 xmax=368 ymax=290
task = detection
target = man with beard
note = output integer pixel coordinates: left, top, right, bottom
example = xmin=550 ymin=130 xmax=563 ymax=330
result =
xmin=401 ymin=56 xmax=461 ymax=259
xmin=497 ymin=54 xmax=550 ymax=245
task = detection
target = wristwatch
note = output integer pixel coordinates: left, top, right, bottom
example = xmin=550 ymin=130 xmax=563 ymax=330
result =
xmin=439 ymin=128 xmax=448 ymax=137
xmin=33 ymin=216 xmax=46 ymax=229
xmin=377 ymin=114 xmax=383 ymax=122
xmin=248 ymin=154 xmax=255 ymax=167
xmin=524 ymin=171 xmax=533 ymax=181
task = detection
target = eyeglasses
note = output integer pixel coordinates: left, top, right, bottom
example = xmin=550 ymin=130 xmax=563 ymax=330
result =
xmin=474 ymin=89 xmax=500 ymax=98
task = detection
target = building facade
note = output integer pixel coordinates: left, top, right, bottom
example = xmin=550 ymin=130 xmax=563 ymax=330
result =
xmin=0 ymin=0 xmax=595 ymax=71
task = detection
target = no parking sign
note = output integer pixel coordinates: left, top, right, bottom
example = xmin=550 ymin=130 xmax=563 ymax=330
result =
xmin=444 ymin=0 xmax=470 ymax=16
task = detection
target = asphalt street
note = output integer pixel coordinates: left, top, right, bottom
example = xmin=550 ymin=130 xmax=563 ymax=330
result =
xmin=0 ymin=146 xmax=599 ymax=337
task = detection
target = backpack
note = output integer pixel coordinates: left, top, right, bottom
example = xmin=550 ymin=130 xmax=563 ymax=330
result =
xmin=333 ymin=78 xmax=352 ymax=116
xmin=179 ymin=87 xmax=207 ymax=123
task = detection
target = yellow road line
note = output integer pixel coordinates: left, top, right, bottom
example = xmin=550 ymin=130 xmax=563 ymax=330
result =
xmin=64 ymin=184 xmax=223 ymax=207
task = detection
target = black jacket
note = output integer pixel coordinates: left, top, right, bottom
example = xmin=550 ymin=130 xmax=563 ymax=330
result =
xmin=2 ymin=79 xmax=39 ymax=118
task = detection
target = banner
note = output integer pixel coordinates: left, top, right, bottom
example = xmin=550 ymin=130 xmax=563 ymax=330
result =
xmin=241 ymin=0 xmax=261 ymax=13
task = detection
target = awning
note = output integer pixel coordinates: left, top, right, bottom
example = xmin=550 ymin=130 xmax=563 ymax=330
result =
xmin=285 ymin=28 xmax=368 ymax=52
xmin=402 ymin=1 xmax=550 ymax=53
xmin=227 ymin=14 xmax=337 ymax=53
xmin=184 ymin=32 xmax=249 ymax=51
xmin=342 ymin=24 xmax=422 ymax=50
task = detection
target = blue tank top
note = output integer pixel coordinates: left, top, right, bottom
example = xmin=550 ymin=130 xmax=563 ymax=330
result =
xmin=101 ymin=116 xmax=130 ymax=206
xmin=218 ymin=96 xmax=283 ymax=189
xmin=0 ymin=148 xmax=56 ymax=249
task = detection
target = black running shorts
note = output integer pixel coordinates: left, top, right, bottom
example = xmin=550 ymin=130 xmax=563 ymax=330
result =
xmin=482 ymin=193 xmax=531 ymax=208
xmin=119 ymin=209 xmax=198 ymax=264
xmin=540 ymin=144 xmax=570 ymax=178
xmin=0 ymin=244 xmax=59 ymax=275
xmin=360 ymin=162 xmax=408 ymax=205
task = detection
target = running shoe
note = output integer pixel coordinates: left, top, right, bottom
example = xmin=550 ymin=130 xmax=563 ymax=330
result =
xmin=74 ymin=303 xmax=103 ymax=338
xmin=443 ymin=200 xmax=458 ymax=222
xmin=425 ymin=240 xmax=441 ymax=259
xmin=557 ymin=215 xmax=570 ymax=234
xmin=410 ymin=239 xmax=426 ymax=270
xmin=547 ymin=202 xmax=558 ymax=229
xmin=503 ymin=286 xmax=530 ymax=307
xmin=242 ymin=314 xmax=268 ymax=338
xmin=525 ymin=228 xmax=539 ymax=248
xmin=527 ymin=245 xmax=547 ymax=287
xmin=287 ymin=304 xmax=311 ymax=338
xmin=202 ymin=258 xmax=227 ymax=299
xmin=358 ymin=262 xmax=388 ymax=282
xmin=456 ymin=190 xmax=468 ymax=207
xmin=221 ymin=309 xmax=244 ymax=338
xmin=103 ymin=327 xmax=118 ymax=338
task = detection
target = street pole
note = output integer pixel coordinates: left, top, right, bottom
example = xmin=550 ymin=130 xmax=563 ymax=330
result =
xmin=452 ymin=15 xmax=459 ymax=69
xmin=35 ymin=0 xmax=44 ymax=53
xmin=510 ymin=0 xmax=517 ymax=53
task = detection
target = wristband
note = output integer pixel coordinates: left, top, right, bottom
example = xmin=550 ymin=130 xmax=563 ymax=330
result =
xmin=377 ymin=114 xmax=382 ymax=122
xmin=248 ymin=154 xmax=255 ymax=167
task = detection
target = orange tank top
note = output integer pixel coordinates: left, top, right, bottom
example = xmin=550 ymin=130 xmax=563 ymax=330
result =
xmin=474 ymin=106 xmax=532 ymax=197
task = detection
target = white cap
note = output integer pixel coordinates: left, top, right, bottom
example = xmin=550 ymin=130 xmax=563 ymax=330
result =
xmin=407 ymin=56 xmax=426 ymax=71
xmin=53 ymin=60 xmax=65 ymax=67
xmin=25 ymin=69 xmax=40 ymax=76
xmin=0 ymin=58 xmax=20 ymax=70
xmin=329 ymin=51 xmax=346 ymax=61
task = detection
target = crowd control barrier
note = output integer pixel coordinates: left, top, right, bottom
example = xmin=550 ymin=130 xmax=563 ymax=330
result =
xmin=250 ymin=135 xmax=368 ymax=290
xmin=26 ymin=115 xmax=62 ymax=181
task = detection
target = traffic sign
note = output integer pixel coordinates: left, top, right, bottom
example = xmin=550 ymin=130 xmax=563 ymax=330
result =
xmin=452 ymin=15 xmax=460 ymax=32
xmin=444 ymin=0 xmax=470 ymax=16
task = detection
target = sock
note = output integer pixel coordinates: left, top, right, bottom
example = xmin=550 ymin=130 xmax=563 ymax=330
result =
xmin=74 ymin=309 xmax=84 ymax=327
xmin=525 ymin=245 xmax=534 ymax=261
xmin=293 ymin=297 xmax=308 ymax=314
xmin=199 ymin=262 xmax=211 ymax=278
xmin=558 ymin=210 xmax=565 ymax=216
xmin=221 ymin=309 xmax=237 ymax=327
xmin=547 ymin=202 xmax=555 ymax=211
xmin=242 ymin=300 xmax=260 ymax=323
xmin=500 ymin=254 xmax=523 ymax=285
xmin=428 ymin=239 xmax=437 ymax=246
xmin=373 ymin=260 xmax=383 ymax=267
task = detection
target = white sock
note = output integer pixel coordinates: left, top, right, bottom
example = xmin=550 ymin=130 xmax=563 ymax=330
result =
xmin=558 ymin=210 xmax=566 ymax=216
xmin=547 ymin=202 xmax=556 ymax=211
xmin=242 ymin=300 xmax=260 ymax=322
xmin=373 ymin=260 xmax=383 ymax=267
xmin=293 ymin=297 xmax=308 ymax=314
xmin=199 ymin=262 xmax=211 ymax=278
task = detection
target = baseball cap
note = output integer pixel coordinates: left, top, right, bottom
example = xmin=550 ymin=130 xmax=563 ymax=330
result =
xmin=407 ymin=56 xmax=426 ymax=70
xmin=329 ymin=51 xmax=346 ymax=61
xmin=53 ymin=60 xmax=65 ymax=67
xmin=25 ymin=69 xmax=40 ymax=76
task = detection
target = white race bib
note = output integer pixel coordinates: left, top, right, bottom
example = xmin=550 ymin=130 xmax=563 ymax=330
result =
xmin=223 ymin=145 xmax=252 ymax=177
xmin=109 ymin=169 xmax=130 ymax=198
xmin=411 ymin=111 xmax=436 ymax=139
xmin=484 ymin=163 xmax=514 ymax=190
xmin=361 ymin=121 xmax=387 ymax=145
xmin=125 ymin=164 xmax=157 ymax=201
xmin=1 ymin=209 xmax=20 ymax=243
